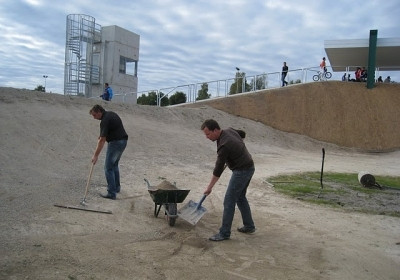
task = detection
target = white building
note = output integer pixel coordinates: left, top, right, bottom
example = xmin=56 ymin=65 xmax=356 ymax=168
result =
xmin=64 ymin=14 xmax=140 ymax=103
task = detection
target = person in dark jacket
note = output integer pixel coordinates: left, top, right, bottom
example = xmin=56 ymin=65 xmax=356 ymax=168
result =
xmin=90 ymin=105 xmax=128 ymax=199
xmin=201 ymin=119 xmax=256 ymax=241
xmin=281 ymin=62 xmax=289 ymax=87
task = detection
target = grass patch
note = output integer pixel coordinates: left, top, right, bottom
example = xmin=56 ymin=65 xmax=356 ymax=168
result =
xmin=266 ymin=172 xmax=400 ymax=217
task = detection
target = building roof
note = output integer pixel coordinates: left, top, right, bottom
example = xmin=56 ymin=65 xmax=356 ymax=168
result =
xmin=324 ymin=37 xmax=400 ymax=72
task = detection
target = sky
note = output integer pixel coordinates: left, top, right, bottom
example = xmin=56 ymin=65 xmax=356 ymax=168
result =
xmin=0 ymin=0 xmax=399 ymax=94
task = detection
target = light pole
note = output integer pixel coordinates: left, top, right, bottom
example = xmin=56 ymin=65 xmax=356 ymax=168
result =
xmin=43 ymin=75 xmax=48 ymax=92
xmin=236 ymin=67 xmax=240 ymax=93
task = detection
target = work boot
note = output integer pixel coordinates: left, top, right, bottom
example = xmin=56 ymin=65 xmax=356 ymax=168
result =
xmin=209 ymin=233 xmax=230 ymax=241
xmin=100 ymin=193 xmax=116 ymax=200
xmin=237 ymin=227 xmax=256 ymax=234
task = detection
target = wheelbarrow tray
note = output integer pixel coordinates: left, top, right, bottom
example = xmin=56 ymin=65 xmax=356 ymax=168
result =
xmin=148 ymin=188 xmax=190 ymax=204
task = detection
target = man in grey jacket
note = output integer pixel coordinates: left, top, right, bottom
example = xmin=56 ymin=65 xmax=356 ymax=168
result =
xmin=201 ymin=119 xmax=256 ymax=241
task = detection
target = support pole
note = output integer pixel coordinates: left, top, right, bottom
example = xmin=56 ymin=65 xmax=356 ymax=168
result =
xmin=367 ymin=29 xmax=378 ymax=89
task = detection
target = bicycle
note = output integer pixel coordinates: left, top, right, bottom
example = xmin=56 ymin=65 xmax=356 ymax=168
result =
xmin=313 ymin=70 xmax=332 ymax=81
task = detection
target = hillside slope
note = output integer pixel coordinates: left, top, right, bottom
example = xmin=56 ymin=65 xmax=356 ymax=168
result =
xmin=0 ymin=87 xmax=399 ymax=280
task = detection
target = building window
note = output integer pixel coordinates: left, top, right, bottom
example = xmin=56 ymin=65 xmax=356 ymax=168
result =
xmin=119 ymin=56 xmax=137 ymax=76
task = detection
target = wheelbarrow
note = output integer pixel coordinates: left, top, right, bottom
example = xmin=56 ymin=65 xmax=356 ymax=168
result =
xmin=144 ymin=179 xmax=190 ymax=226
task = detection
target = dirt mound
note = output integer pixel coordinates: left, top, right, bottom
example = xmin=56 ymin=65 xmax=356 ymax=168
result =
xmin=156 ymin=180 xmax=177 ymax=190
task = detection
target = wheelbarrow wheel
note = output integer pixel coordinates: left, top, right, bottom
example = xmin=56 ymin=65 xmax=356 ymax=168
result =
xmin=166 ymin=203 xmax=177 ymax=226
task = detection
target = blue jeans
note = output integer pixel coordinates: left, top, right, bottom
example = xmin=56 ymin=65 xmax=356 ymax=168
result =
xmin=104 ymin=139 xmax=127 ymax=196
xmin=219 ymin=166 xmax=255 ymax=237
xmin=282 ymin=74 xmax=288 ymax=86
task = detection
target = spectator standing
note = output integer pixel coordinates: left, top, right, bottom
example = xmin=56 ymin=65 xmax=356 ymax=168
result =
xmin=355 ymin=67 xmax=362 ymax=82
xmin=281 ymin=62 xmax=289 ymax=87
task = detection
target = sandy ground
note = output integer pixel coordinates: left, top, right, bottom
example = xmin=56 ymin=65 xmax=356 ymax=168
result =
xmin=0 ymin=88 xmax=399 ymax=280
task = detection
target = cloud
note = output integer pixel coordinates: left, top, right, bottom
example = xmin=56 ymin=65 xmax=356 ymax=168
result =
xmin=0 ymin=0 xmax=399 ymax=94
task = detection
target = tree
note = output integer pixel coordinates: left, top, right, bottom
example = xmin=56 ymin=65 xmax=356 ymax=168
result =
xmin=196 ymin=83 xmax=211 ymax=101
xmin=158 ymin=92 xmax=169 ymax=106
xmin=137 ymin=91 xmax=169 ymax=106
xmin=244 ymin=77 xmax=252 ymax=92
xmin=35 ymin=85 xmax=45 ymax=92
xmin=137 ymin=91 xmax=157 ymax=105
xmin=169 ymin=91 xmax=186 ymax=105
xmin=254 ymin=75 xmax=267 ymax=90
xmin=229 ymin=72 xmax=251 ymax=95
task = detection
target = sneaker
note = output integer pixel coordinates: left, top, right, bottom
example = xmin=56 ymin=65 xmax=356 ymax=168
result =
xmin=100 ymin=193 xmax=116 ymax=200
xmin=237 ymin=227 xmax=255 ymax=234
xmin=209 ymin=233 xmax=230 ymax=241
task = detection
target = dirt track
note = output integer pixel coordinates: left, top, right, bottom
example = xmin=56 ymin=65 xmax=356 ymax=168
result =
xmin=0 ymin=87 xmax=399 ymax=280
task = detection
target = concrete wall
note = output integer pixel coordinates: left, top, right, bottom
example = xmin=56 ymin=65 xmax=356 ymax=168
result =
xmin=184 ymin=81 xmax=400 ymax=152
xmin=92 ymin=25 xmax=140 ymax=102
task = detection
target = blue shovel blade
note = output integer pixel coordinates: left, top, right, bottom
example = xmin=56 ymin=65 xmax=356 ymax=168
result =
xmin=178 ymin=200 xmax=207 ymax=225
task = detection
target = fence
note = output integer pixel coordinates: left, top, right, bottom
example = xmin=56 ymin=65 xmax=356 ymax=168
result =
xmin=109 ymin=66 xmax=398 ymax=105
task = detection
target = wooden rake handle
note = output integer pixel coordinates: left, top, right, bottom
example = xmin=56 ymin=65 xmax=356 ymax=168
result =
xmin=83 ymin=163 xmax=95 ymax=201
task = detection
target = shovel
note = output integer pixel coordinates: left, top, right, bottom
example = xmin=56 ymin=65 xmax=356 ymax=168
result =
xmin=178 ymin=194 xmax=207 ymax=225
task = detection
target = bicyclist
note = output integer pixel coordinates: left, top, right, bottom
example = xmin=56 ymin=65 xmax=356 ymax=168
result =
xmin=320 ymin=57 xmax=327 ymax=73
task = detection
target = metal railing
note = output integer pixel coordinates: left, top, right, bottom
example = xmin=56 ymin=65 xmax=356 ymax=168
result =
xmin=105 ymin=65 xmax=399 ymax=105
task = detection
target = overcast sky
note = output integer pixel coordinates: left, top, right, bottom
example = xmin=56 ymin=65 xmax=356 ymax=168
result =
xmin=0 ymin=0 xmax=399 ymax=94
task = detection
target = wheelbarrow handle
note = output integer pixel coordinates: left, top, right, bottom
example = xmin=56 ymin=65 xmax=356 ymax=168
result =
xmin=144 ymin=178 xmax=151 ymax=189
xmin=197 ymin=194 xmax=207 ymax=209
